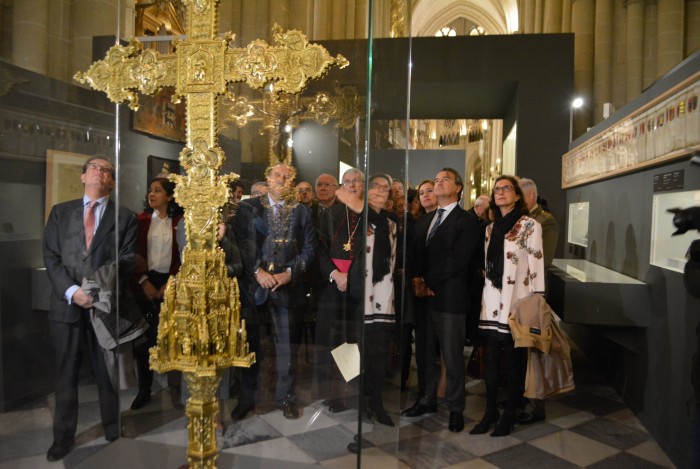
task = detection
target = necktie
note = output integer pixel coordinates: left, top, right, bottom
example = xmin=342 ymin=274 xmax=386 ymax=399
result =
xmin=85 ymin=200 xmax=99 ymax=249
xmin=426 ymin=208 xmax=445 ymax=245
xmin=273 ymin=203 xmax=281 ymax=220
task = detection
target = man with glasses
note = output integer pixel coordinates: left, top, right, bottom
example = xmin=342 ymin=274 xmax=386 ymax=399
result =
xmin=403 ymin=168 xmax=481 ymax=433
xmin=315 ymin=168 xmax=363 ymax=412
xmin=315 ymin=173 xmax=339 ymax=208
xmin=233 ymin=163 xmax=317 ymax=420
xmin=295 ymin=181 xmax=314 ymax=206
xmin=43 ymin=157 xmax=139 ymax=461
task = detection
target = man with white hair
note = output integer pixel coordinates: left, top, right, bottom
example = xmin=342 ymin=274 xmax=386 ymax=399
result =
xmin=518 ymin=178 xmax=558 ymax=267
xmin=473 ymin=195 xmax=490 ymax=221
xmin=516 ymin=177 xmax=559 ymax=425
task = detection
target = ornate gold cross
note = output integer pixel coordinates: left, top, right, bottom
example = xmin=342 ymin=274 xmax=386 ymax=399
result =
xmin=75 ymin=1 xmax=347 ymax=468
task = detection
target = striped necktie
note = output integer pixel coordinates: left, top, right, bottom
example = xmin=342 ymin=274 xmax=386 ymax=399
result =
xmin=426 ymin=208 xmax=445 ymax=245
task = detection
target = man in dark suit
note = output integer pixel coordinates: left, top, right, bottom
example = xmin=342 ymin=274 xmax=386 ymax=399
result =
xmin=43 ymin=157 xmax=138 ymax=461
xmin=402 ymin=168 xmax=481 ymax=433
xmin=233 ymin=163 xmax=317 ymax=420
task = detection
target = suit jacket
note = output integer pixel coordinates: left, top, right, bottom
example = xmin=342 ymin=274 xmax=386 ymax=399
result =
xmin=530 ymin=204 xmax=558 ymax=268
xmin=43 ymin=198 xmax=138 ymax=324
xmin=412 ymin=204 xmax=481 ymax=314
xmin=233 ymin=196 xmax=317 ymax=308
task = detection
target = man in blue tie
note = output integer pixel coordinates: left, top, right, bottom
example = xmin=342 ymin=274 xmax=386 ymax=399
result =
xmin=402 ymin=168 xmax=481 ymax=433
xmin=233 ymin=163 xmax=317 ymax=420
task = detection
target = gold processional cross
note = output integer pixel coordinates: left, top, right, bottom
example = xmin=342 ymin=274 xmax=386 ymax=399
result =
xmin=75 ymin=1 xmax=347 ymax=467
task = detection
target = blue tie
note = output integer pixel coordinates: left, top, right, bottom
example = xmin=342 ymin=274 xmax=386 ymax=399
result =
xmin=426 ymin=208 xmax=445 ymax=244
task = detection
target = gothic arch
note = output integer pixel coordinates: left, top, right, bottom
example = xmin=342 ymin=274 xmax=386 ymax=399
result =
xmin=412 ymin=0 xmax=519 ymax=37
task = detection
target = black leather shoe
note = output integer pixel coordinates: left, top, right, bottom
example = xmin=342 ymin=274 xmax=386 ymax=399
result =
xmin=517 ymin=411 xmax=545 ymax=425
xmin=230 ymin=402 xmax=255 ymax=420
xmin=369 ymin=407 xmax=395 ymax=427
xmin=323 ymin=398 xmax=348 ymax=413
xmin=401 ymin=401 xmax=437 ymax=417
xmin=491 ymin=410 xmax=516 ymax=437
xmin=469 ymin=410 xmax=500 ymax=434
xmin=448 ymin=412 xmax=464 ymax=432
xmin=46 ymin=442 xmax=73 ymax=461
xmin=130 ymin=389 xmax=151 ymax=410
xmin=347 ymin=436 xmax=372 ymax=454
xmin=281 ymin=402 xmax=299 ymax=419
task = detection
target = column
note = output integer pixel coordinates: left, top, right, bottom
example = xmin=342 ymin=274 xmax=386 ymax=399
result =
xmin=643 ymin=1 xmax=657 ymax=88
xmin=240 ymin=0 xmax=257 ymax=43
xmin=571 ymin=0 xmax=595 ymax=137
xmin=544 ymin=0 xmax=563 ymax=32
xmin=534 ymin=0 xmax=544 ymax=31
xmin=594 ymin=0 xmax=613 ymax=122
xmin=522 ymin=0 xmax=536 ymax=33
xmin=269 ymin=0 xmax=290 ymax=31
xmin=331 ymin=0 xmax=346 ymax=39
xmin=289 ymin=0 xmax=311 ymax=32
xmin=626 ymin=0 xmax=646 ymax=102
xmin=354 ymin=0 xmax=369 ymax=38
xmin=562 ymin=0 xmax=572 ymax=31
xmin=313 ymin=0 xmax=331 ymax=39
xmin=70 ymin=0 xmax=117 ymax=78
xmin=656 ymin=0 xmax=684 ymax=77
xmin=685 ymin=0 xmax=700 ymax=55
xmin=345 ymin=0 xmax=356 ymax=39
xmin=12 ymin=0 xmax=49 ymax=74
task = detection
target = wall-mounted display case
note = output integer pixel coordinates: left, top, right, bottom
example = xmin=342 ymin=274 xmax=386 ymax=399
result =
xmin=567 ymin=201 xmax=589 ymax=247
xmin=650 ymin=189 xmax=700 ymax=272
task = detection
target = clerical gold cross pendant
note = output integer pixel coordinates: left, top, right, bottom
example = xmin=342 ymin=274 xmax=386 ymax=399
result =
xmin=343 ymin=242 xmax=352 ymax=251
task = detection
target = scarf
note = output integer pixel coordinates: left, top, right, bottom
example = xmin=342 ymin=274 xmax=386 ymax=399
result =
xmin=368 ymin=208 xmax=391 ymax=284
xmin=486 ymin=207 xmax=523 ymax=289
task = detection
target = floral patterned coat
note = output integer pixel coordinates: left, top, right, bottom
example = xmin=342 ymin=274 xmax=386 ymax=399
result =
xmin=479 ymin=215 xmax=545 ymax=338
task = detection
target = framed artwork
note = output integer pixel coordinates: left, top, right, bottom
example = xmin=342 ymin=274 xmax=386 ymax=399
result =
xmin=132 ymin=88 xmax=186 ymax=142
xmin=147 ymin=155 xmax=181 ymax=187
xmin=45 ymin=150 xmax=90 ymax=222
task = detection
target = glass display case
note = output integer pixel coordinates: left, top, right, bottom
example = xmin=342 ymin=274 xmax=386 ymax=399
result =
xmin=650 ymin=189 xmax=700 ymax=272
xmin=567 ymin=201 xmax=589 ymax=247
xmin=548 ymin=259 xmax=650 ymax=327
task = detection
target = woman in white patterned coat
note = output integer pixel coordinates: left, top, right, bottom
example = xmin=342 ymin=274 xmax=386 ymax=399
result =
xmin=470 ymin=175 xmax=545 ymax=437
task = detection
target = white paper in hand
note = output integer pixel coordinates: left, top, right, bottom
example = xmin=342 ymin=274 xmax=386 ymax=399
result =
xmin=331 ymin=342 xmax=360 ymax=382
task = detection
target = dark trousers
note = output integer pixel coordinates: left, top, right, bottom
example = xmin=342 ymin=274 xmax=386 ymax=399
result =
xmin=412 ymin=297 xmax=429 ymax=398
xmin=235 ymin=305 xmax=260 ymax=406
xmin=362 ymin=322 xmax=393 ymax=411
xmin=269 ymin=302 xmax=303 ymax=405
xmin=483 ymin=335 xmax=526 ymax=413
xmin=422 ymin=309 xmax=466 ymax=412
xmin=314 ymin=284 xmax=356 ymax=401
xmin=133 ymin=271 xmax=179 ymax=393
xmin=50 ymin=312 xmax=119 ymax=445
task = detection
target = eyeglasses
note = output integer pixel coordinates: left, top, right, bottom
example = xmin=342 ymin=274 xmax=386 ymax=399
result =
xmin=86 ymin=162 xmax=114 ymax=174
xmin=368 ymin=182 xmax=390 ymax=192
xmin=342 ymin=179 xmax=362 ymax=187
xmin=297 ymin=187 xmax=312 ymax=194
xmin=316 ymin=182 xmax=338 ymax=188
xmin=493 ymin=185 xmax=515 ymax=194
